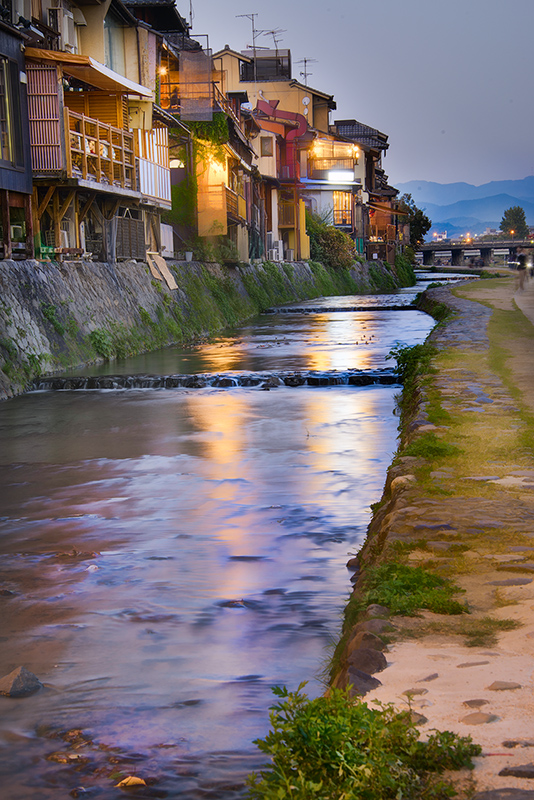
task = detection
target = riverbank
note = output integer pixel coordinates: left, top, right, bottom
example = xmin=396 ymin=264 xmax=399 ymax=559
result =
xmin=0 ymin=256 xmax=414 ymax=401
xmin=332 ymin=272 xmax=534 ymax=798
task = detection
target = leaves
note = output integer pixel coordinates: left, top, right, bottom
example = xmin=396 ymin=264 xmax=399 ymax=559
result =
xmin=247 ymin=686 xmax=480 ymax=799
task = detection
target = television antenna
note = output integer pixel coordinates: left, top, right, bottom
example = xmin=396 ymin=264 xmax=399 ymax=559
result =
xmin=264 ymin=27 xmax=286 ymax=54
xmin=236 ymin=13 xmax=267 ymax=83
xmin=295 ymin=57 xmax=317 ymax=86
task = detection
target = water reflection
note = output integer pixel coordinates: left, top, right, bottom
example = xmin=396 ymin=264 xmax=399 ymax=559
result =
xmin=0 ymin=294 xmax=435 ymax=799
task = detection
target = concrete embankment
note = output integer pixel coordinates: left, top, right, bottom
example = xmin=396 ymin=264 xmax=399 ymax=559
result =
xmin=0 ymin=256 xmax=411 ymax=400
xmin=332 ymin=276 xmax=534 ymax=798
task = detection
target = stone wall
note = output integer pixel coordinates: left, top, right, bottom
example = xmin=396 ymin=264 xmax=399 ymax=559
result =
xmin=0 ymin=256 xmax=412 ymax=400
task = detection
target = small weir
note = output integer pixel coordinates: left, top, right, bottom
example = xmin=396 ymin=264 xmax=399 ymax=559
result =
xmin=32 ymin=368 xmax=399 ymax=391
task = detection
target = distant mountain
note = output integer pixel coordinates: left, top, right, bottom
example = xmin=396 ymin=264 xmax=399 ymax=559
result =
xmin=396 ymin=177 xmax=534 ymax=206
xmin=395 ymin=178 xmax=534 ymax=237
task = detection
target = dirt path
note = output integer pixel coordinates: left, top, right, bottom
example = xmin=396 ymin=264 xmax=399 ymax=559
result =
xmin=347 ymin=274 xmax=534 ymax=798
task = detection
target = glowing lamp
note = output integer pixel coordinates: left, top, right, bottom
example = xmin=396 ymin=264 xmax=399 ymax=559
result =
xmin=327 ymin=170 xmax=354 ymax=183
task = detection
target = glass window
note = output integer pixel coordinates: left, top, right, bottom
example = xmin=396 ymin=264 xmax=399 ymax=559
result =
xmin=260 ymin=136 xmax=273 ymax=157
xmin=0 ymin=59 xmax=11 ymax=162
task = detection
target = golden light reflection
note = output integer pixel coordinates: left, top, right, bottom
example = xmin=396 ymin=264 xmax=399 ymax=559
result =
xmin=304 ymin=315 xmax=377 ymax=372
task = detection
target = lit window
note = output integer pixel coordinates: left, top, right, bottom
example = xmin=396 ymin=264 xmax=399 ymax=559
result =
xmin=260 ymin=136 xmax=273 ymax=157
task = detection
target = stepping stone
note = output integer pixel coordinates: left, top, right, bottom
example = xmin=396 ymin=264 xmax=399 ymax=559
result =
xmin=487 ymin=681 xmax=522 ymax=691
xmin=503 ymin=741 xmax=534 ymax=749
xmin=457 ymin=661 xmax=490 ymax=668
xmin=402 ymin=688 xmax=428 ymax=697
xmin=0 ymin=666 xmax=43 ymax=697
xmin=463 ymin=699 xmax=490 ymax=708
xmin=488 ymin=578 xmax=533 ymax=586
xmin=410 ymin=711 xmax=428 ymax=726
xmin=460 ymin=712 xmax=498 ymax=724
xmin=417 ymin=672 xmax=439 ymax=682
xmin=499 ymin=764 xmax=534 ymax=779
xmin=473 ymin=791 xmax=534 ymax=799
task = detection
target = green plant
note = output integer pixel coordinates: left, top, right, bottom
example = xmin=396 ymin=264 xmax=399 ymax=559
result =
xmin=247 ymin=684 xmax=480 ymax=800
xmin=403 ymin=431 xmax=461 ymax=460
xmin=360 ymin=562 xmax=467 ymax=616
xmin=306 ymin=210 xmax=358 ymax=270
xmin=88 ymin=328 xmax=114 ymax=359
xmin=41 ymin=302 xmax=65 ymax=336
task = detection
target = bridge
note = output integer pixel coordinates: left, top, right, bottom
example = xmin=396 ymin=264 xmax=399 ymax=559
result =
xmin=418 ymin=239 xmax=534 ymax=266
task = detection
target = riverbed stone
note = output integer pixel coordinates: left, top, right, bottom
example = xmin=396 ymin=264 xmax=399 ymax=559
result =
xmin=347 ymin=631 xmax=387 ymax=653
xmin=463 ymin=699 xmax=490 ymax=708
xmin=0 ymin=666 xmax=43 ymax=697
xmin=364 ymin=604 xmax=390 ymax=619
xmin=353 ymin=618 xmax=396 ymax=635
xmin=346 ymin=667 xmax=382 ymax=697
xmin=347 ymin=648 xmax=387 ymax=674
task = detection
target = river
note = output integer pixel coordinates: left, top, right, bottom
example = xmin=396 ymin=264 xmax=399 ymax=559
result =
xmin=0 ymin=276 xmax=459 ymax=799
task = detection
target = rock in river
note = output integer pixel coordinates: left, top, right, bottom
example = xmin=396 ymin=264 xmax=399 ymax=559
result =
xmin=0 ymin=666 xmax=43 ymax=697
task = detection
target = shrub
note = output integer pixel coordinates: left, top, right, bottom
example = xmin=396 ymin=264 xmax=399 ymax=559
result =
xmin=306 ymin=211 xmax=357 ymax=270
xmin=247 ymin=684 xmax=480 ymax=800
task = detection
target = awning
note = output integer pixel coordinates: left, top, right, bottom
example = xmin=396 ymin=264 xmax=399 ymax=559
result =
xmin=368 ymin=202 xmax=407 ymax=215
xmin=25 ymin=48 xmax=153 ymax=97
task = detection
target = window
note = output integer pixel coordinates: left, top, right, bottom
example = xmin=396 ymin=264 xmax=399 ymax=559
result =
xmin=333 ymin=191 xmax=352 ymax=226
xmin=260 ymin=136 xmax=273 ymax=157
xmin=0 ymin=58 xmax=23 ymax=166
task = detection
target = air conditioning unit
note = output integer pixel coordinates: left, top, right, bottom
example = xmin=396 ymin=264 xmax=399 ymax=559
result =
xmin=284 ymin=249 xmax=294 ymax=262
xmin=267 ymin=248 xmax=280 ymax=262
xmin=266 ymin=232 xmax=274 ymax=250
xmin=10 ymin=225 xmax=24 ymax=241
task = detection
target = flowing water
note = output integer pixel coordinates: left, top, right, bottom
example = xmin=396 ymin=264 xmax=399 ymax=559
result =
xmin=0 ymin=276 xmax=459 ymax=798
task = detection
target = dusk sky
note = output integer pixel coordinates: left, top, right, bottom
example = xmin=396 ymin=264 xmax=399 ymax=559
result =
xmin=190 ymin=0 xmax=534 ymax=187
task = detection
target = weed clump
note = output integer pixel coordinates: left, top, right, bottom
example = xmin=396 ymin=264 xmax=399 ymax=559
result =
xmin=247 ymin=683 xmax=480 ymax=800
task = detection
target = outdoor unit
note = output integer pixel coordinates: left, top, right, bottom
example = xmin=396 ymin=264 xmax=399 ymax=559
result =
xmin=274 ymin=240 xmax=284 ymax=260
xmin=284 ymin=249 xmax=294 ymax=262
xmin=267 ymin=248 xmax=280 ymax=262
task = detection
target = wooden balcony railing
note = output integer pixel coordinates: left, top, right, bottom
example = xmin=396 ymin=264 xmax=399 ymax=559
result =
xmin=225 ymin=186 xmax=246 ymax=220
xmin=65 ymin=110 xmax=136 ymax=190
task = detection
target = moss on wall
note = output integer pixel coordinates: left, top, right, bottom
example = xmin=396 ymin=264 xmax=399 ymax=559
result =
xmin=0 ymin=255 xmax=415 ymax=400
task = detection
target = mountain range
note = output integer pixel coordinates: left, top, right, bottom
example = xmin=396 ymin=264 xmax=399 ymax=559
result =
xmin=395 ymin=177 xmax=534 ymax=238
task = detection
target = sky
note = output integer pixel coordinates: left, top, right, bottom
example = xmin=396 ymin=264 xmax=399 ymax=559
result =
xmin=188 ymin=0 xmax=534 ymax=187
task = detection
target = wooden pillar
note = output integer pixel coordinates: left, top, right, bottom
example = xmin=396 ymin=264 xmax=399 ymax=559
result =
xmin=24 ymin=193 xmax=34 ymax=259
xmin=1 ymin=190 xmax=11 ymax=260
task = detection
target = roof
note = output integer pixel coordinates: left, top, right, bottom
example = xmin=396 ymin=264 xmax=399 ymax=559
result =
xmin=25 ymin=48 xmax=153 ymax=97
xmin=213 ymin=46 xmax=252 ymax=63
xmin=334 ymin=119 xmax=389 ymax=150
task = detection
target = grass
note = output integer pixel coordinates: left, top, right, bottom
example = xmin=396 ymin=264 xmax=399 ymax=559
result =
xmin=403 ymin=615 xmax=521 ymax=648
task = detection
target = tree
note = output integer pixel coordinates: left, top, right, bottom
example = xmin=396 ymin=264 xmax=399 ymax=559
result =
xmin=500 ymin=206 xmax=529 ymax=239
xmin=398 ymin=193 xmax=432 ymax=250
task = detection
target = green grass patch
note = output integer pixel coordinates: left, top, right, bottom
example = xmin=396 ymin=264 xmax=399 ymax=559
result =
xmin=247 ymin=683 xmax=481 ymax=800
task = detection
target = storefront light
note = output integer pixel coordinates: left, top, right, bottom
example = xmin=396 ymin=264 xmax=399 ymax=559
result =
xmin=327 ymin=170 xmax=354 ymax=183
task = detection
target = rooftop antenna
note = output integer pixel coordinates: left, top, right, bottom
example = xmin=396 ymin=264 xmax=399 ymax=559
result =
xmin=236 ymin=13 xmax=265 ymax=84
xmin=295 ymin=57 xmax=317 ymax=86
xmin=189 ymin=0 xmax=193 ymax=30
xmin=264 ymin=27 xmax=285 ymax=55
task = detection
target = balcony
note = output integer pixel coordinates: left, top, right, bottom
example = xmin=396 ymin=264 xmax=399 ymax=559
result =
xmin=278 ymin=164 xmax=298 ymax=181
xmin=66 ymin=111 xmax=136 ymax=190
xmin=226 ymin=187 xmax=246 ymax=221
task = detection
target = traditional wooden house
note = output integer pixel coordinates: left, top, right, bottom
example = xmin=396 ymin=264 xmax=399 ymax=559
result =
xmin=25 ymin=0 xmax=172 ymax=261
xmin=0 ymin=3 xmax=34 ymax=259
xmin=332 ymin=119 xmax=405 ymax=262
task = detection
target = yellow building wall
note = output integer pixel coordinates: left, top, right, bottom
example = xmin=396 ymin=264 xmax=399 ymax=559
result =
xmin=77 ymin=2 xmax=110 ymax=63
xmin=299 ymin=200 xmax=310 ymax=259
